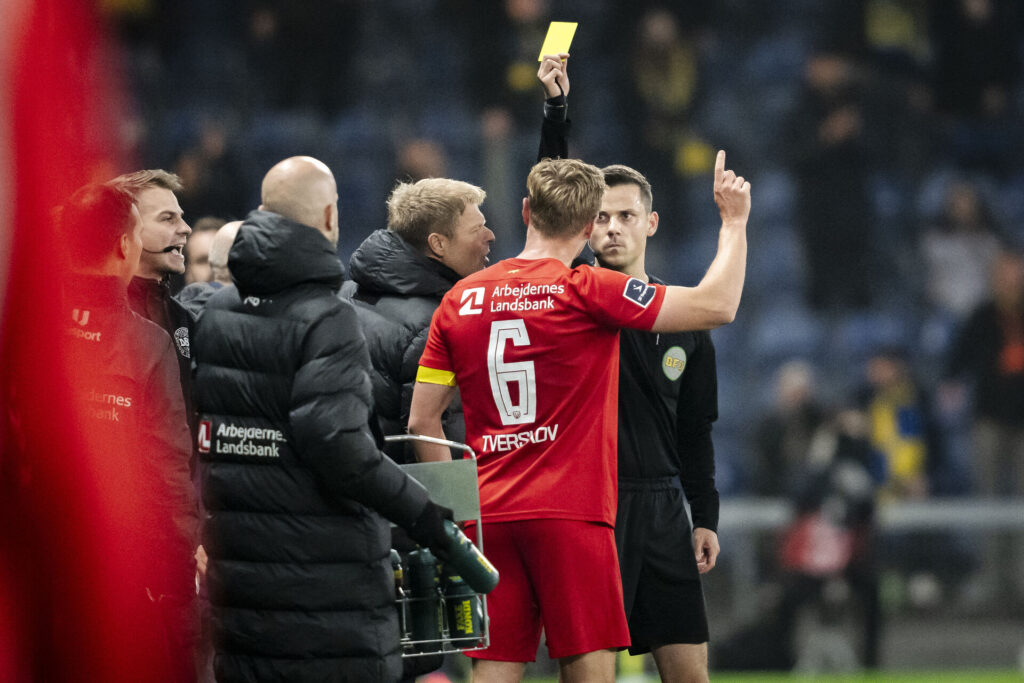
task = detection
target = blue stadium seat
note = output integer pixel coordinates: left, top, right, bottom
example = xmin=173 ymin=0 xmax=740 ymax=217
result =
xmin=752 ymin=169 xmax=797 ymax=225
xmin=327 ymin=107 xmax=390 ymax=157
xmin=830 ymin=309 xmax=917 ymax=362
xmin=742 ymin=30 xmax=809 ymax=85
xmin=748 ymin=302 xmax=826 ymax=364
xmin=415 ymin=103 xmax=480 ymax=156
xmin=745 ymin=221 xmax=805 ymax=300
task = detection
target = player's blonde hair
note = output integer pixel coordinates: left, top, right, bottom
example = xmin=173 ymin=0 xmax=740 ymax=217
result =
xmin=387 ymin=178 xmax=486 ymax=251
xmin=527 ymin=158 xmax=604 ymax=239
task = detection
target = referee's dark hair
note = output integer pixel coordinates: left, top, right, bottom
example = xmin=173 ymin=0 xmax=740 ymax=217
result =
xmin=602 ymin=164 xmax=653 ymax=213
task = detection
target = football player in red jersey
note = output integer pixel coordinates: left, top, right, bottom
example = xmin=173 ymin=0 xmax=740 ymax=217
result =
xmin=409 ymin=155 xmax=749 ymax=683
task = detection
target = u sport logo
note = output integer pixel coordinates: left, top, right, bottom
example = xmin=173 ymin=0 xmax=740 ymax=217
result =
xmin=69 ymin=309 xmax=102 ymax=341
xmin=662 ymin=346 xmax=687 ymax=381
xmin=622 ymin=278 xmax=656 ymax=308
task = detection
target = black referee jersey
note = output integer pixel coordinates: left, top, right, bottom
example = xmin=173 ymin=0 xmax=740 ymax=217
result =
xmin=617 ymin=275 xmax=720 ymax=533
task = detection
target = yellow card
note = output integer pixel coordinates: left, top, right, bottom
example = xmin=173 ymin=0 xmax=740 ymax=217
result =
xmin=538 ymin=22 xmax=578 ymax=61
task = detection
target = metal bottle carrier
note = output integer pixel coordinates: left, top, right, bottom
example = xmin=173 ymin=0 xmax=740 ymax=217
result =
xmin=386 ymin=434 xmax=490 ymax=657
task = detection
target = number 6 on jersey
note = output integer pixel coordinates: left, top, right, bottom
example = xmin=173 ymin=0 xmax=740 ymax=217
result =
xmin=487 ymin=320 xmax=537 ymax=425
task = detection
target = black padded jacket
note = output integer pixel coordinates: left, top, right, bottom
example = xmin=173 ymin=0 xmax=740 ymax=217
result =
xmin=340 ymin=229 xmax=466 ymax=464
xmin=193 ymin=211 xmax=432 ymax=683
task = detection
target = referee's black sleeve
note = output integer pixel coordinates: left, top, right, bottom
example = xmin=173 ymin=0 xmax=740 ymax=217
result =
xmin=538 ymin=97 xmax=570 ymax=161
xmin=676 ymin=332 xmax=720 ymax=533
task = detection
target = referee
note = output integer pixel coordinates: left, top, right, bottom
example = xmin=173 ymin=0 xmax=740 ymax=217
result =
xmin=591 ymin=165 xmax=720 ymax=682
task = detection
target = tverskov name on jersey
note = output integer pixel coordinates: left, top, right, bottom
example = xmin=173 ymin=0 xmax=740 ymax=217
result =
xmin=482 ymin=424 xmax=559 ymax=453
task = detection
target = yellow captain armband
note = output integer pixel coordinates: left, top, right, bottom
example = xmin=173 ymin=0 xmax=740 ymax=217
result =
xmin=416 ymin=365 xmax=457 ymax=386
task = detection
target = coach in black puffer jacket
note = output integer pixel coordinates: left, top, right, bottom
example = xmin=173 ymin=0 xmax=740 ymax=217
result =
xmin=340 ymin=178 xmax=494 ymax=465
xmin=341 ymin=229 xmax=466 ymax=463
xmin=192 ymin=157 xmax=451 ymax=683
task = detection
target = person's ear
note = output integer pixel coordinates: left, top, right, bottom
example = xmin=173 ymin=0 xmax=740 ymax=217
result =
xmin=582 ymin=219 xmax=594 ymax=239
xmin=521 ymin=197 xmax=531 ymax=227
xmin=427 ymin=232 xmax=446 ymax=258
xmin=323 ymin=204 xmax=333 ymax=233
xmin=118 ymin=233 xmax=131 ymax=260
xmin=647 ymin=210 xmax=659 ymax=237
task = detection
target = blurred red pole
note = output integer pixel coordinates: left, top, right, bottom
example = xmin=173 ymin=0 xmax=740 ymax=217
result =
xmin=0 ymin=0 xmax=154 ymax=679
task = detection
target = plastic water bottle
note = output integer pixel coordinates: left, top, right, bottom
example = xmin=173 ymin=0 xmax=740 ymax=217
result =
xmin=441 ymin=520 xmax=499 ymax=594
xmin=406 ymin=548 xmax=443 ymax=651
xmin=442 ymin=570 xmax=483 ymax=645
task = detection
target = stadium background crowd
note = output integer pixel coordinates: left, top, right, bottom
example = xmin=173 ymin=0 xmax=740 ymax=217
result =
xmin=4 ymin=0 xmax=1024 ymax=677
xmin=104 ymin=2 xmax=1024 ymax=488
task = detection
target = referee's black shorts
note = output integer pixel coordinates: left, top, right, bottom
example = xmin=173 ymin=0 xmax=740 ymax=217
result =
xmin=615 ymin=476 xmax=709 ymax=654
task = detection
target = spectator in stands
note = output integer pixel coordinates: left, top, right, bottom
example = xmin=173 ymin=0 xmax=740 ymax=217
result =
xmin=242 ymin=2 xmax=363 ymax=115
xmin=776 ymin=407 xmax=882 ymax=672
xmin=857 ymin=347 xmax=939 ymax=501
xmin=920 ymin=180 xmax=1004 ymax=319
xmin=930 ymin=0 xmax=1020 ymax=121
xmin=626 ymin=7 xmax=706 ymax=218
xmin=930 ymin=0 xmax=1022 ymax=173
xmin=393 ymin=138 xmax=449 ymax=183
xmin=788 ymin=50 xmax=878 ymax=311
xmin=174 ymin=121 xmax=248 ymax=222
xmin=184 ymin=216 xmax=224 ymax=285
xmin=942 ymin=247 xmax=1024 ymax=606
xmin=944 ymin=247 xmax=1024 ymax=494
xmin=457 ymin=0 xmax=552 ymax=129
xmin=714 ymin=407 xmax=882 ymax=673
xmin=754 ymin=360 xmax=825 ymax=497
xmin=858 ymin=348 xmax=968 ymax=609
xmin=854 ymin=0 xmax=939 ymax=183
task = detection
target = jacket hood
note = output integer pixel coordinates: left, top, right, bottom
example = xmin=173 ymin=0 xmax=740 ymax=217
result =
xmin=349 ymin=229 xmax=459 ymax=298
xmin=230 ymin=210 xmax=344 ymax=296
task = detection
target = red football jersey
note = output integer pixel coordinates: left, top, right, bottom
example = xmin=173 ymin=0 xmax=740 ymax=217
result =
xmin=419 ymin=257 xmax=666 ymax=526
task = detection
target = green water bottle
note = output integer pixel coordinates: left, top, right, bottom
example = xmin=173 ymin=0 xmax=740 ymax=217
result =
xmin=406 ymin=548 xmax=442 ymax=651
xmin=442 ymin=570 xmax=483 ymax=645
xmin=441 ymin=520 xmax=499 ymax=594
xmin=390 ymin=549 xmax=407 ymax=638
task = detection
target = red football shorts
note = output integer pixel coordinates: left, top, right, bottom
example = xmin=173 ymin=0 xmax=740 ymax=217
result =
xmin=464 ymin=518 xmax=630 ymax=661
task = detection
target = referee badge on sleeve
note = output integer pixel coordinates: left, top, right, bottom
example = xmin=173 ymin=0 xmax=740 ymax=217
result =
xmin=622 ymin=277 xmax=656 ymax=308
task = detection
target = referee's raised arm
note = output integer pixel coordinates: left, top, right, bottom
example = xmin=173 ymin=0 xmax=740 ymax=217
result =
xmin=652 ymin=150 xmax=750 ymax=333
